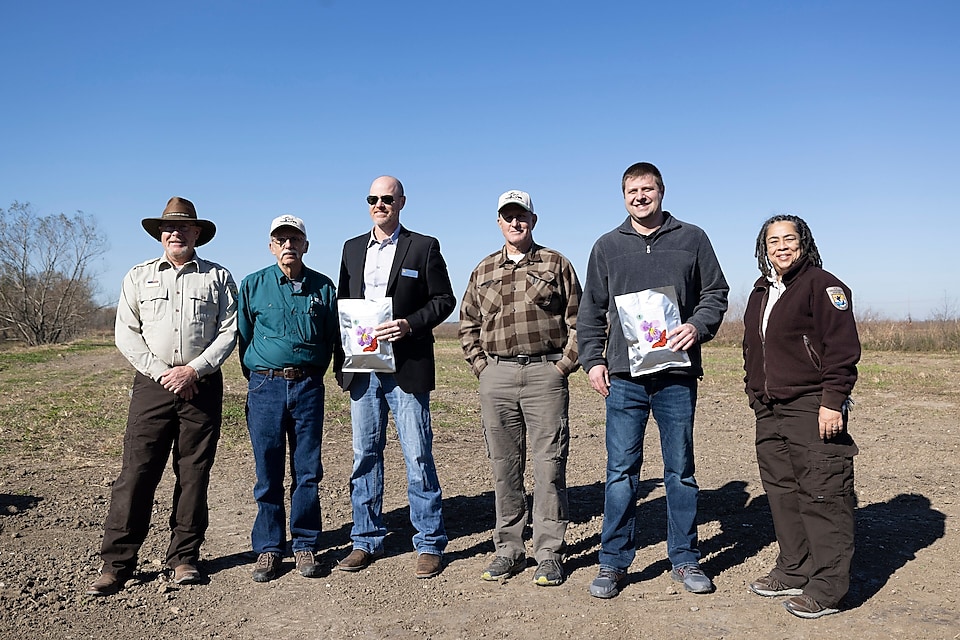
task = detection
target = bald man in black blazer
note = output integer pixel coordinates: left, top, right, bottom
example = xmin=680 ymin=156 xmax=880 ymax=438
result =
xmin=336 ymin=175 xmax=455 ymax=580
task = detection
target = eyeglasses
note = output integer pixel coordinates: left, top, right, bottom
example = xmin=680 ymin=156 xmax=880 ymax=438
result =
xmin=159 ymin=223 xmax=198 ymax=234
xmin=272 ymin=235 xmax=305 ymax=247
xmin=366 ymin=195 xmax=396 ymax=205
xmin=766 ymin=235 xmax=799 ymax=249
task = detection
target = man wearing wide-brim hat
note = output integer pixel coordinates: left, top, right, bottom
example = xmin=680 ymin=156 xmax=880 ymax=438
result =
xmin=87 ymin=196 xmax=239 ymax=596
xmin=141 ymin=196 xmax=218 ymax=246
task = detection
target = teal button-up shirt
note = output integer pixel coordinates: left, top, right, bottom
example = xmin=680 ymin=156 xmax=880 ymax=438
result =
xmin=237 ymin=263 xmax=339 ymax=377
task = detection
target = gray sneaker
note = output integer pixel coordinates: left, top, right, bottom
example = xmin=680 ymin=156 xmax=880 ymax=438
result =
xmin=533 ymin=559 xmax=564 ymax=586
xmin=588 ymin=567 xmax=625 ymax=599
xmin=671 ymin=564 xmax=714 ymax=593
xmin=480 ymin=556 xmax=525 ymax=581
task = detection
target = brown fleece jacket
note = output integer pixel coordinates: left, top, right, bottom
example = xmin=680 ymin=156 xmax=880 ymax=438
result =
xmin=742 ymin=256 xmax=860 ymax=411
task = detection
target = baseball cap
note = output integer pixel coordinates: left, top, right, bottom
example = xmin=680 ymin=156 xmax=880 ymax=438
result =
xmin=497 ymin=190 xmax=534 ymax=214
xmin=269 ymin=214 xmax=307 ymax=236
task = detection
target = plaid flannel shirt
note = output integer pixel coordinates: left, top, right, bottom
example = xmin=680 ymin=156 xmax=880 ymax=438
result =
xmin=459 ymin=243 xmax=581 ymax=377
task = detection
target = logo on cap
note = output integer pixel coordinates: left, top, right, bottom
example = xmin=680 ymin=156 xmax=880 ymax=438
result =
xmin=497 ymin=190 xmax=534 ymax=214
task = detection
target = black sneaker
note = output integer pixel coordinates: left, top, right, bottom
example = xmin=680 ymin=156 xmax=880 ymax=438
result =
xmin=252 ymin=552 xmax=282 ymax=582
xmin=533 ymin=559 xmax=564 ymax=586
xmin=480 ymin=556 xmax=525 ymax=581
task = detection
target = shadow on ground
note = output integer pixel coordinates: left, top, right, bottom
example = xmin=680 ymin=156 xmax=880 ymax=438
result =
xmin=219 ymin=479 xmax=945 ymax=606
xmin=0 ymin=493 xmax=42 ymax=515
xmin=847 ymin=493 xmax=945 ymax=607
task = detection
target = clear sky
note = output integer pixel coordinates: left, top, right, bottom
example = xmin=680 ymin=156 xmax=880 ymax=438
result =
xmin=3 ymin=1 xmax=957 ymax=321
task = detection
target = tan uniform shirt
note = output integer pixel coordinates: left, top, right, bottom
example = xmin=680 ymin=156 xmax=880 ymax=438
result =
xmin=115 ymin=254 xmax=239 ymax=381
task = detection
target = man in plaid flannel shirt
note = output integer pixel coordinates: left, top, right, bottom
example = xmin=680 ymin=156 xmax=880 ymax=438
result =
xmin=459 ymin=189 xmax=582 ymax=587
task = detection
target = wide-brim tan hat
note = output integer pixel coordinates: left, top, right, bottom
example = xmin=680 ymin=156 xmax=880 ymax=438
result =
xmin=141 ymin=196 xmax=217 ymax=246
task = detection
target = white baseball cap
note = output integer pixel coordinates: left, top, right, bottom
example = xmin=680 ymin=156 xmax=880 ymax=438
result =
xmin=497 ymin=190 xmax=534 ymax=214
xmin=269 ymin=214 xmax=307 ymax=236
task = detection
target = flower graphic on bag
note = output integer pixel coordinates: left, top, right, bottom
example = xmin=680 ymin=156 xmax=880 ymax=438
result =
xmin=356 ymin=326 xmax=378 ymax=352
xmin=641 ymin=320 xmax=668 ymax=348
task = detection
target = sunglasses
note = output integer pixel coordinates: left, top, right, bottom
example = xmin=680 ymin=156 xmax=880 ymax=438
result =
xmin=159 ymin=223 xmax=198 ymax=234
xmin=366 ymin=195 xmax=396 ymax=205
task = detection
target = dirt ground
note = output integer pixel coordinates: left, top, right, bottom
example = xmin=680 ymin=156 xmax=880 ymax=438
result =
xmin=0 ymin=345 xmax=958 ymax=640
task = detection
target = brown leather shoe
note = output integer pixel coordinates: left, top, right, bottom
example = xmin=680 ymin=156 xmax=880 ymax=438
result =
xmin=173 ymin=563 xmax=201 ymax=585
xmin=252 ymin=552 xmax=282 ymax=583
xmin=783 ymin=593 xmax=840 ymax=619
xmin=337 ymin=548 xmax=381 ymax=572
xmin=415 ymin=553 xmax=442 ymax=579
xmin=749 ymin=573 xmax=803 ymax=597
xmin=295 ymin=550 xmax=323 ymax=578
xmin=86 ymin=572 xmax=124 ymax=596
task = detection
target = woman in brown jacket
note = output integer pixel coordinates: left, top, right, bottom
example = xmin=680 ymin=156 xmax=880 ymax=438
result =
xmin=742 ymin=214 xmax=860 ymax=619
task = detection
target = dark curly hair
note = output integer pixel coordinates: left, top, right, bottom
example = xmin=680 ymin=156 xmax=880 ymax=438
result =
xmin=754 ymin=214 xmax=822 ymax=278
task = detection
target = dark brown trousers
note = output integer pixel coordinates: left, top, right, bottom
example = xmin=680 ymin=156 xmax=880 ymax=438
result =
xmin=754 ymin=393 xmax=858 ymax=608
xmin=99 ymin=371 xmax=222 ymax=574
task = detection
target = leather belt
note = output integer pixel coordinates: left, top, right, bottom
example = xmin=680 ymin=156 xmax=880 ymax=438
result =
xmin=492 ymin=353 xmax=562 ymax=365
xmin=256 ymin=366 xmax=321 ymax=380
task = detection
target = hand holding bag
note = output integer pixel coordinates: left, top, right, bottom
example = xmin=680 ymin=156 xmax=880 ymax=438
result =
xmin=338 ymin=298 xmax=396 ymax=373
xmin=614 ymin=286 xmax=691 ymax=376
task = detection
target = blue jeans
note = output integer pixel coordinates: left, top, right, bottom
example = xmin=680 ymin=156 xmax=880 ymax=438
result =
xmin=246 ymin=371 xmax=324 ymax=554
xmin=600 ymin=374 xmax=700 ymax=571
xmin=349 ymin=372 xmax=446 ymax=555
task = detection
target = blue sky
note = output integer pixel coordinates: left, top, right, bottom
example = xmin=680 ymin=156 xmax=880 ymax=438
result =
xmin=3 ymin=1 xmax=957 ymax=321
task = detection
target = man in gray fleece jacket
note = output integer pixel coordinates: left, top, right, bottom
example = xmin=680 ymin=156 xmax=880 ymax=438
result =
xmin=578 ymin=162 xmax=728 ymax=599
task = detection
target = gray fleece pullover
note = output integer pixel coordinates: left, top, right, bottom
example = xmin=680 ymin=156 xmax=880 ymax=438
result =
xmin=577 ymin=213 xmax=729 ymax=378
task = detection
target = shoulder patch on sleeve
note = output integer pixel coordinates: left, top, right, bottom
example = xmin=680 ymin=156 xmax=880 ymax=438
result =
xmin=826 ymin=286 xmax=849 ymax=311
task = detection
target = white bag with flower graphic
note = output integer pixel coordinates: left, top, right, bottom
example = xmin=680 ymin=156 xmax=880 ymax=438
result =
xmin=614 ymin=286 xmax=691 ymax=376
xmin=338 ymin=298 xmax=396 ymax=373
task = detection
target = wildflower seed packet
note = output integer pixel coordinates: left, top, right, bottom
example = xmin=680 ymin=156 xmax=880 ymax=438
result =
xmin=614 ymin=286 xmax=691 ymax=376
xmin=338 ymin=298 xmax=396 ymax=373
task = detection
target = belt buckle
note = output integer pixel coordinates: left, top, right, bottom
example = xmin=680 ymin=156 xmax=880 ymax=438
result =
xmin=281 ymin=367 xmax=298 ymax=380
xmin=516 ymin=355 xmax=531 ymax=366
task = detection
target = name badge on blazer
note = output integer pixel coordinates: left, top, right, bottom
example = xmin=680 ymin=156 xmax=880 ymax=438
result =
xmin=401 ymin=268 xmax=418 ymax=278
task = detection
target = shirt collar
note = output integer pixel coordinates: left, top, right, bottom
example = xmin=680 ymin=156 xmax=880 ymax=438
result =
xmin=158 ymin=254 xmax=200 ymax=271
xmin=367 ymin=225 xmax=401 ymax=248
xmin=273 ymin=263 xmax=308 ymax=285
xmin=498 ymin=242 xmax=541 ymax=266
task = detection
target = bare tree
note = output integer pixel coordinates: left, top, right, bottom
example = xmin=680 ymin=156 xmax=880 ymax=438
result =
xmin=0 ymin=201 xmax=109 ymax=345
xmin=929 ymin=293 xmax=959 ymax=323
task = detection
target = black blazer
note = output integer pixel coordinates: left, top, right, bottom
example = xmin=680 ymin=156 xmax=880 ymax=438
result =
xmin=337 ymin=225 xmax=456 ymax=394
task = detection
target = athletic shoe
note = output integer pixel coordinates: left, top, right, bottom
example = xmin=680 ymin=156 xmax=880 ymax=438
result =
xmin=588 ymin=567 xmax=625 ymax=599
xmin=671 ymin=564 xmax=714 ymax=593
xmin=749 ymin=573 xmax=803 ymax=597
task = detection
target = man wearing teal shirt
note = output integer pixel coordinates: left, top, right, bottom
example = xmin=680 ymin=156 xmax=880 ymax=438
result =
xmin=238 ymin=214 xmax=338 ymax=582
